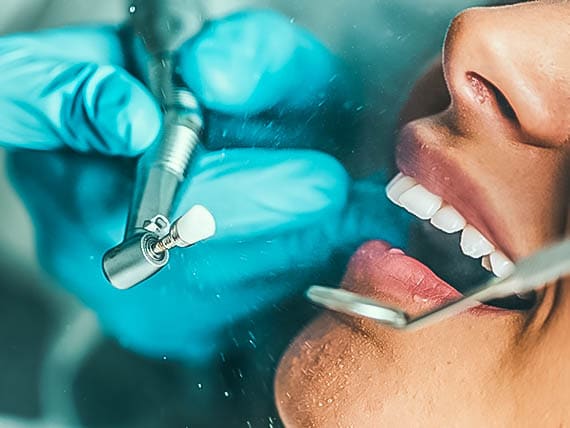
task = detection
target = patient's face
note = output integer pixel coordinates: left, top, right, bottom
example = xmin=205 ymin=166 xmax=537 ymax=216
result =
xmin=275 ymin=1 xmax=570 ymax=426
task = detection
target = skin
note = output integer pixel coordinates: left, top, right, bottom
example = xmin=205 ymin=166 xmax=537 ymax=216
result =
xmin=275 ymin=1 xmax=570 ymax=426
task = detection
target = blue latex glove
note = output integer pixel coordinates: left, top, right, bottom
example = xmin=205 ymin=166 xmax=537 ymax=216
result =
xmin=2 ymin=11 xmax=407 ymax=360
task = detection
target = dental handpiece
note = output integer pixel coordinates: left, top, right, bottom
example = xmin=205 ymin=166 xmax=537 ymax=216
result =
xmin=102 ymin=0 xmax=215 ymax=290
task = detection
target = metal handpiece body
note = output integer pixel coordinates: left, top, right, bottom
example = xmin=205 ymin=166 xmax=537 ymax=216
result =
xmin=102 ymin=0 xmax=209 ymax=290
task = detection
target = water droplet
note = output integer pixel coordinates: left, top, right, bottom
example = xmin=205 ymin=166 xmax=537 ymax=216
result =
xmin=289 ymin=17 xmax=296 ymax=23
xmin=162 ymin=355 xmax=167 ymax=360
xmin=197 ymin=383 xmax=203 ymax=389
xmin=129 ymin=5 xmax=136 ymax=13
xmin=224 ymin=391 xmax=230 ymax=397
xmin=412 ymin=294 xmax=429 ymax=304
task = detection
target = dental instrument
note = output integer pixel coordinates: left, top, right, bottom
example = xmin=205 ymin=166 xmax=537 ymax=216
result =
xmin=102 ymin=0 xmax=215 ymax=290
xmin=307 ymin=238 xmax=570 ymax=330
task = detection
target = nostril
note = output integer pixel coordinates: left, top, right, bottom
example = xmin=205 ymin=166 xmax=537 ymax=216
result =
xmin=488 ymin=81 xmax=518 ymax=122
xmin=466 ymin=72 xmax=518 ymax=123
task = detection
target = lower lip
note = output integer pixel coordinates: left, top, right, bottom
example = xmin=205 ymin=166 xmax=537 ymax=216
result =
xmin=342 ymin=240 xmax=501 ymax=314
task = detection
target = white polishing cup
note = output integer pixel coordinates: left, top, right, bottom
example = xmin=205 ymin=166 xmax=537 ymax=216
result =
xmin=176 ymin=204 xmax=216 ymax=246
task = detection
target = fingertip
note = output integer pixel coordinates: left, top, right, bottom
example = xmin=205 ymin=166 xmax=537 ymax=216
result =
xmin=86 ymin=66 xmax=161 ymax=156
xmin=287 ymin=150 xmax=350 ymax=213
xmin=181 ymin=149 xmax=349 ymax=240
xmin=178 ymin=10 xmax=335 ymax=114
xmin=119 ymin=79 xmax=162 ymax=154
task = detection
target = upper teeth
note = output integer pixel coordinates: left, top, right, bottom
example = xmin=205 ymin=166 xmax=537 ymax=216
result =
xmin=398 ymin=184 xmax=442 ymax=220
xmin=386 ymin=173 xmax=514 ymax=278
xmin=489 ymin=251 xmax=515 ymax=277
xmin=460 ymin=225 xmax=494 ymax=258
xmin=430 ymin=205 xmax=466 ymax=233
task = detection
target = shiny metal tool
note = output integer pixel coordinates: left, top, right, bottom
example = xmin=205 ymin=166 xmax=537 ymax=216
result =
xmin=102 ymin=0 xmax=214 ymax=290
xmin=307 ymin=238 xmax=570 ymax=331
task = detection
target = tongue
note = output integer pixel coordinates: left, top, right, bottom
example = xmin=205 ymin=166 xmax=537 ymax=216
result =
xmin=341 ymin=240 xmax=527 ymax=316
xmin=340 ymin=240 xmax=464 ymax=317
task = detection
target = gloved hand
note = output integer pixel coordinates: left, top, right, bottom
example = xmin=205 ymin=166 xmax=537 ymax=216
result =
xmin=2 ymin=10 xmax=407 ymax=360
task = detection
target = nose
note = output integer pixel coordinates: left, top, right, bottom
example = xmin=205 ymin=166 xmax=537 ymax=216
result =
xmin=442 ymin=6 xmax=570 ymax=147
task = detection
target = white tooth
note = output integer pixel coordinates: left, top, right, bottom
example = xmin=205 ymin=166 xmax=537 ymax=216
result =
xmin=386 ymin=173 xmax=417 ymax=206
xmin=490 ymin=251 xmax=515 ymax=278
xmin=398 ymin=184 xmax=442 ymax=220
xmin=481 ymin=255 xmax=492 ymax=272
xmin=386 ymin=172 xmax=405 ymax=192
xmin=460 ymin=225 xmax=495 ymax=258
xmin=430 ymin=205 xmax=466 ymax=233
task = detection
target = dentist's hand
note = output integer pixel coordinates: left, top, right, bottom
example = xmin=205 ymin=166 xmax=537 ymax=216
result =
xmin=2 ymin=11 xmax=404 ymax=360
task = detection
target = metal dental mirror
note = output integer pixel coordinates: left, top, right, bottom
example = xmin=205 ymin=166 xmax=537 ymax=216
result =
xmin=307 ymin=239 xmax=570 ymax=331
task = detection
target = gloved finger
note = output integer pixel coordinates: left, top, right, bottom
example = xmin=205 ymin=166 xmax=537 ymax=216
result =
xmin=6 ymin=150 xmax=132 ymax=249
xmin=175 ymin=148 xmax=350 ymax=240
xmin=177 ymin=10 xmax=360 ymax=151
xmin=0 ymin=26 xmax=161 ymax=155
xmin=179 ymin=10 xmax=348 ymax=116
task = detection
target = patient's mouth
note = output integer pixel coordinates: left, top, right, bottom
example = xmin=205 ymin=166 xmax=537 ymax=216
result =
xmin=383 ymin=172 xmax=535 ymax=311
xmin=386 ymin=172 xmax=514 ymax=278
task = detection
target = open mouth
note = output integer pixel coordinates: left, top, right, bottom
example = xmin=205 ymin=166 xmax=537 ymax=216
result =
xmin=384 ymin=172 xmax=536 ymax=311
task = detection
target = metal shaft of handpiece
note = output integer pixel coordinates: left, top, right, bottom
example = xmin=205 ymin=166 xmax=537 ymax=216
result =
xmin=126 ymin=0 xmax=205 ymax=236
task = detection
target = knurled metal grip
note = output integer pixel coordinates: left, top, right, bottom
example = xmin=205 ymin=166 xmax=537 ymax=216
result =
xmin=155 ymin=88 xmax=203 ymax=179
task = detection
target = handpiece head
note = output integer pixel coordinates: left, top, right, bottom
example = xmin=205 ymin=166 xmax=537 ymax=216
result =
xmin=102 ymin=205 xmax=216 ymax=290
xmin=102 ymin=232 xmax=169 ymax=290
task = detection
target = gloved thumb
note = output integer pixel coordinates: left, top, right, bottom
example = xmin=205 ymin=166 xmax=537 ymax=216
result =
xmin=174 ymin=147 xmax=350 ymax=240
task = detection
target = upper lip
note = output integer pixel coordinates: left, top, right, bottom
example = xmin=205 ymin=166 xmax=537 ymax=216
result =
xmin=395 ymin=119 xmax=515 ymax=261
